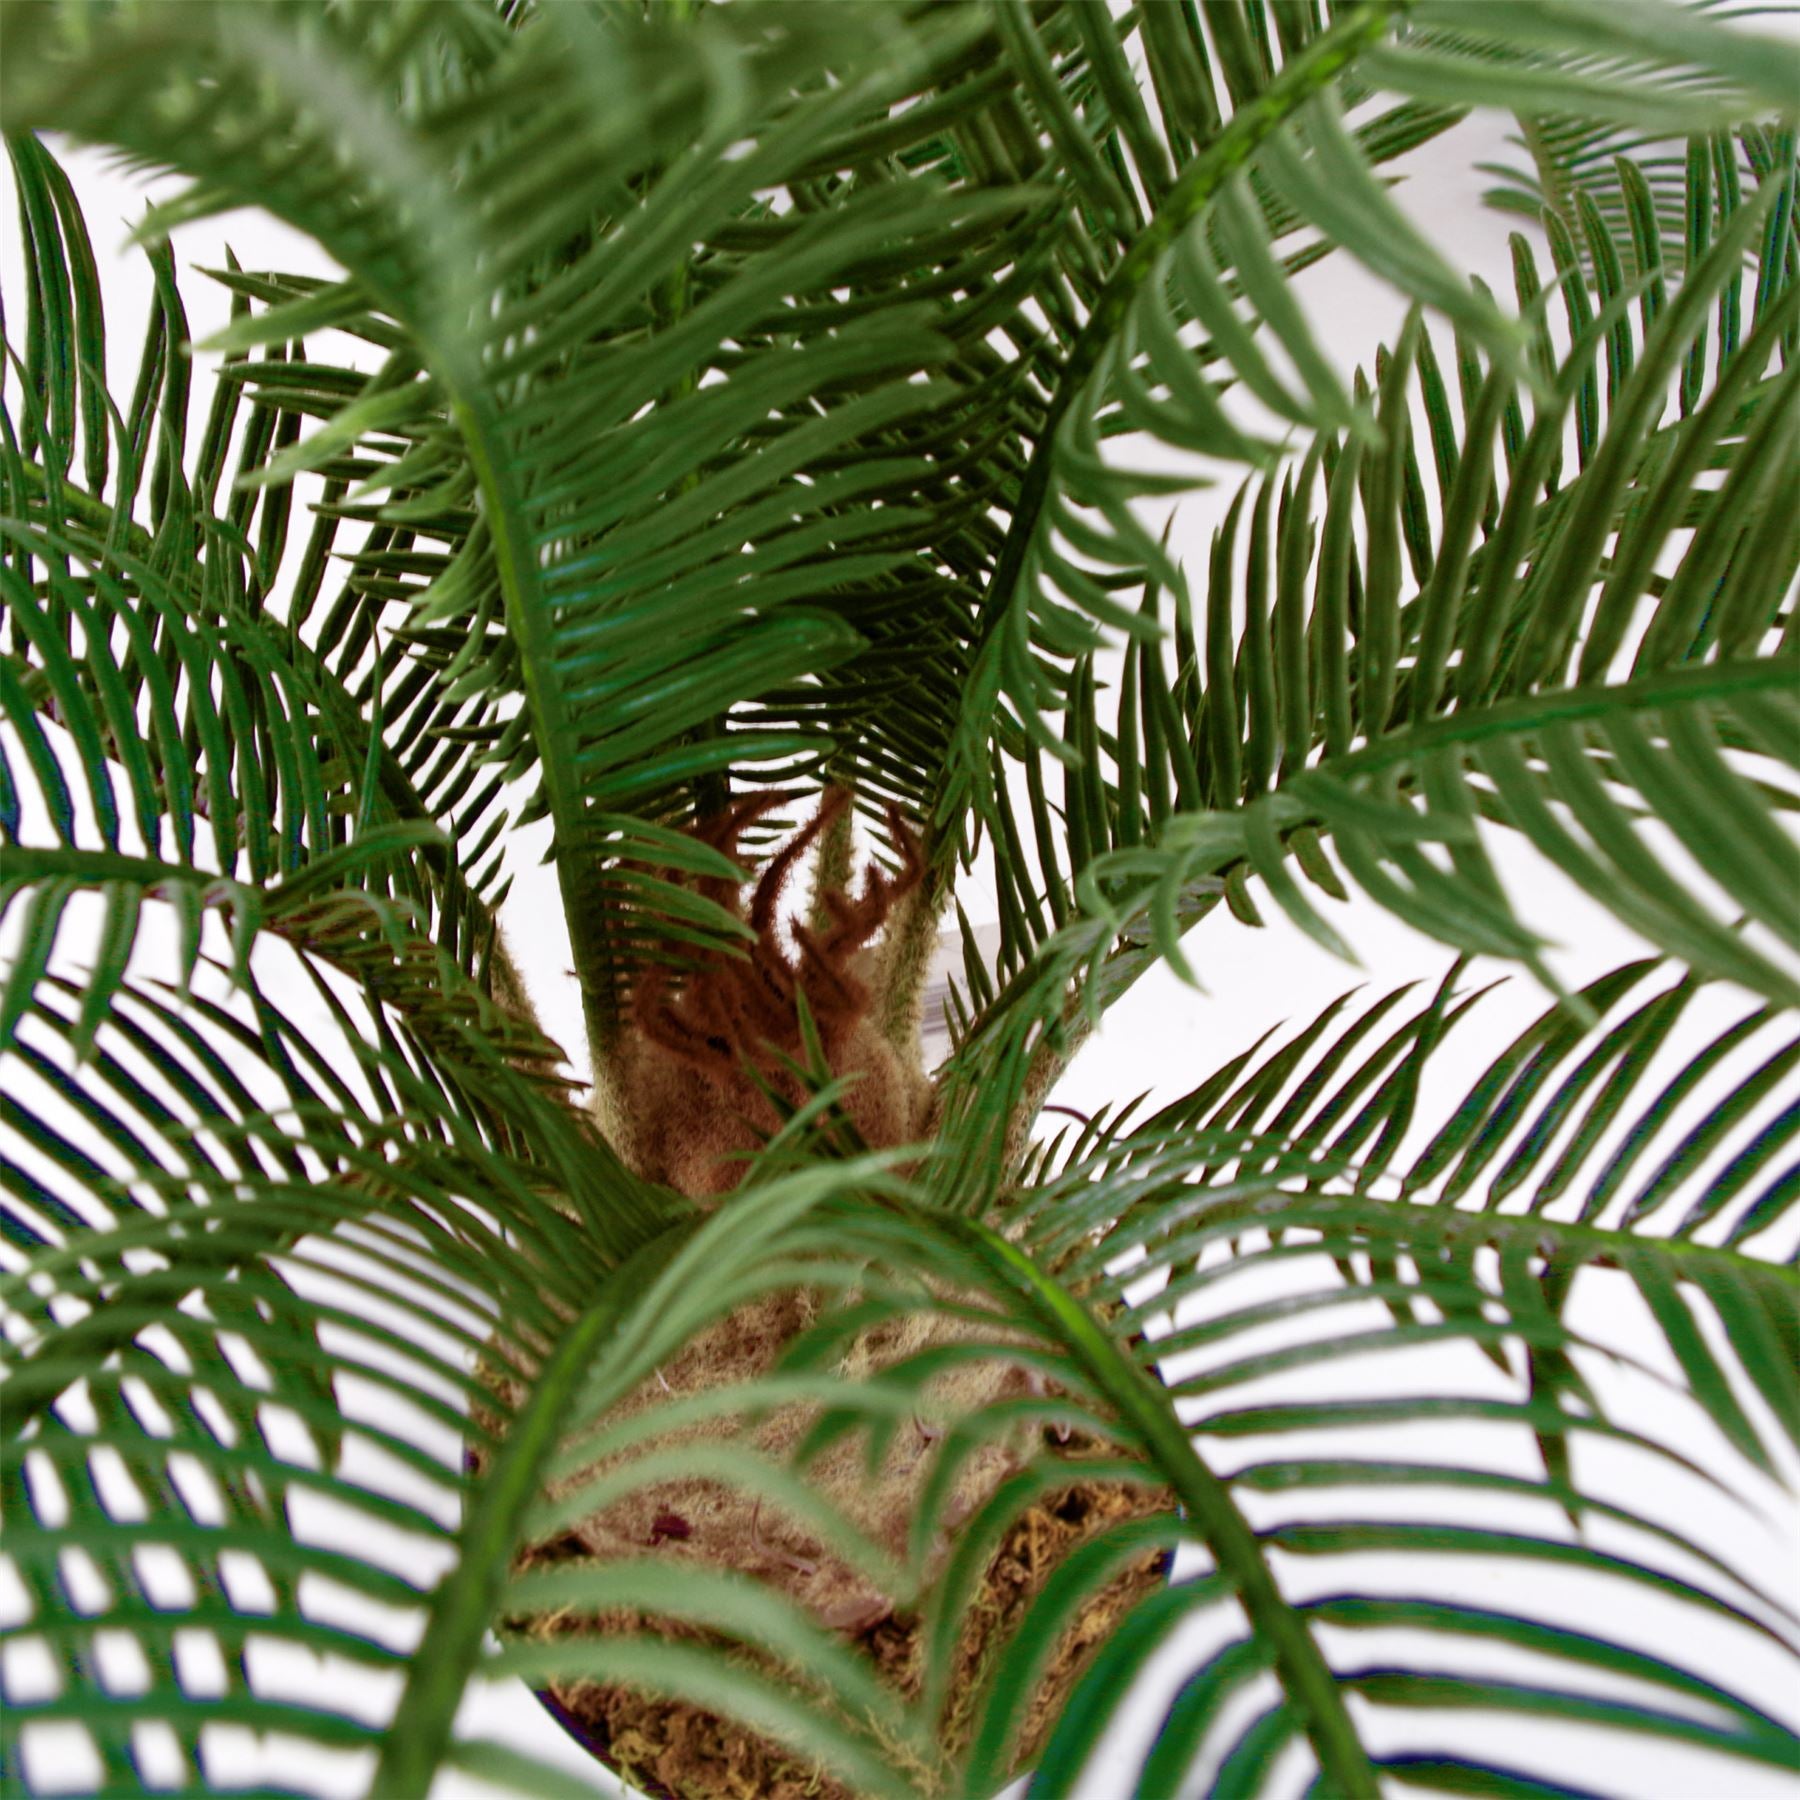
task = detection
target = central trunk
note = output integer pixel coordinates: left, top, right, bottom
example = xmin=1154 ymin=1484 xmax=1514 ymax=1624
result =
xmin=500 ymin=791 xmax=1173 ymax=1796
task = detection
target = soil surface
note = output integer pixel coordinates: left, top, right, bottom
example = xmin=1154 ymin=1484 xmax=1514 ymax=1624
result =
xmin=514 ymin=1286 xmax=1056 ymax=1633
xmin=502 ymin=1471 xmax=1176 ymax=1800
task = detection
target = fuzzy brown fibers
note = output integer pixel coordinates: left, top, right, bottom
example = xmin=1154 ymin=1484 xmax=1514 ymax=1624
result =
xmin=506 ymin=1284 xmax=1040 ymax=1632
xmin=614 ymin=988 xmax=932 ymax=1199
xmin=602 ymin=790 xmax=932 ymax=1201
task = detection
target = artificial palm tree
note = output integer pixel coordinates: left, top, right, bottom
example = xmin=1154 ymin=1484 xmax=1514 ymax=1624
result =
xmin=3 ymin=1 xmax=1798 ymax=1795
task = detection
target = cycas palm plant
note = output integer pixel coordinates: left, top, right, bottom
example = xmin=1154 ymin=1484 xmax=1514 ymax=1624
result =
xmin=2 ymin=1 xmax=1798 ymax=1795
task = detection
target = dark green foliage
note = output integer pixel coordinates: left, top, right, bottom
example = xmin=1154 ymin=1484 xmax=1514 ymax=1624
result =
xmin=1 ymin=3 xmax=1797 ymax=1797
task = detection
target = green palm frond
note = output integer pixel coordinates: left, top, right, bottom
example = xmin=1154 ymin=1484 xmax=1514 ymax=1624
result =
xmin=0 ymin=137 xmax=522 ymax=978
xmin=1441 ymin=0 xmax=1799 ymax=280
xmin=931 ymin=0 xmax=1793 ymax=826
xmin=4 ymin=990 xmax=679 ymax=1792
xmin=12 ymin=944 xmax=1795 ymax=1795
xmin=796 ymin=965 xmax=1800 ymax=1794
xmin=1481 ymin=119 xmax=1792 ymax=289
xmin=12 ymin=0 xmax=1729 ymax=1032
xmin=938 ymin=112 xmax=1797 ymax=1139
xmin=7 ymin=1 xmax=1062 ymax=1048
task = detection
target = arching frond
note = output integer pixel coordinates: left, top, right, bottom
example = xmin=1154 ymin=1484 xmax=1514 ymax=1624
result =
xmin=791 ymin=963 xmax=1800 ymax=1796
xmin=0 ymin=141 xmax=536 ymax=1049
xmin=939 ymin=111 xmax=1798 ymax=1146
xmin=1 ymin=983 xmax=683 ymax=1795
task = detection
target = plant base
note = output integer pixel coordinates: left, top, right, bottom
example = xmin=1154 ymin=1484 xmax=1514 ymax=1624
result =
xmin=505 ymin=1473 xmax=1173 ymax=1800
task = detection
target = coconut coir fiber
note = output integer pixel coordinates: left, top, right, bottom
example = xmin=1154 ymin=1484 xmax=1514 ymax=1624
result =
xmin=502 ymin=1471 xmax=1174 ymax=1800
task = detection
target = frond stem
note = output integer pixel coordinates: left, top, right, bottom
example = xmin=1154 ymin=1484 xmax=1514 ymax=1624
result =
xmin=941 ymin=0 xmax=1405 ymax=811
xmin=450 ymin=391 xmax=620 ymax=1079
xmin=371 ymin=1221 xmax=693 ymax=1797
